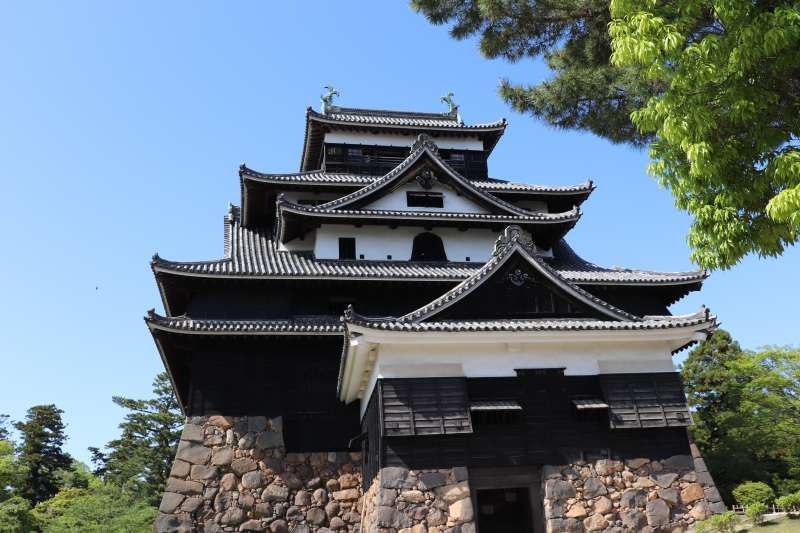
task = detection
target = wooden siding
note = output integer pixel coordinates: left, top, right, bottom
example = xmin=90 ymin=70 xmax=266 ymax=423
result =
xmin=380 ymin=378 xmax=473 ymax=437
xmin=601 ymin=373 xmax=692 ymax=429
xmin=369 ymin=374 xmax=692 ymax=472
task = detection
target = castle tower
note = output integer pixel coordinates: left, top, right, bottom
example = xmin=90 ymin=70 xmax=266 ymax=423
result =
xmin=148 ymin=94 xmax=723 ymax=533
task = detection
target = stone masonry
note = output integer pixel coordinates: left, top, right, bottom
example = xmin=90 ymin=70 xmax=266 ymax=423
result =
xmin=155 ymin=416 xmax=363 ymax=533
xmin=542 ymin=445 xmax=723 ymax=533
xmin=361 ymin=466 xmax=475 ymax=533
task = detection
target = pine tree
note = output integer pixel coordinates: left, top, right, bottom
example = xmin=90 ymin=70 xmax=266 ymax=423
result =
xmin=90 ymin=373 xmax=182 ymax=504
xmin=411 ymin=0 xmax=659 ymax=146
xmin=14 ymin=405 xmax=72 ymax=505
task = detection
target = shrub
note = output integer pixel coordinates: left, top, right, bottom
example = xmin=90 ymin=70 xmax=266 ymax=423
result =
xmin=732 ymin=481 xmax=775 ymax=506
xmin=701 ymin=511 xmax=739 ymax=533
xmin=777 ymin=492 xmax=800 ymax=513
xmin=746 ymin=502 xmax=768 ymax=526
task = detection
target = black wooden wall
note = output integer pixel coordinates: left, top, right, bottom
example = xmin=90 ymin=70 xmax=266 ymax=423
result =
xmin=166 ymin=334 xmax=362 ymax=452
xmin=362 ymin=372 xmax=692 ymax=474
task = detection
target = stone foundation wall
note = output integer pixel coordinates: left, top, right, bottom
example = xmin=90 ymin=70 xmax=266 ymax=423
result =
xmin=542 ymin=446 xmax=723 ymax=533
xmin=361 ymin=467 xmax=475 ymax=533
xmin=155 ymin=416 xmax=363 ymax=533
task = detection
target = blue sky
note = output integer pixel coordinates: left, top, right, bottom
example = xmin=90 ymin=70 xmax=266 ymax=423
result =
xmin=1 ymin=2 xmax=797 ymax=463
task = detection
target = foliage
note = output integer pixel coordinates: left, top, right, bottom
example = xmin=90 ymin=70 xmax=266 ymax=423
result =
xmin=89 ymin=373 xmax=182 ymax=505
xmin=0 ymin=496 xmax=35 ymax=533
xmin=696 ymin=511 xmax=739 ymax=533
xmin=33 ymin=478 xmax=157 ymax=533
xmin=13 ymin=405 xmax=71 ymax=505
xmin=734 ymin=482 xmax=776 ymax=507
xmin=410 ymin=0 xmax=657 ymax=145
xmin=776 ymin=492 xmax=800 ymax=512
xmin=746 ymin=502 xmax=769 ymax=526
xmin=609 ymin=0 xmax=800 ymax=269
xmin=682 ymin=330 xmax=800 ymax=501
xmin=0 ymin=416 xmax=9 ymax=443
xmin=0 ymin=441 xmax=25 ymax=503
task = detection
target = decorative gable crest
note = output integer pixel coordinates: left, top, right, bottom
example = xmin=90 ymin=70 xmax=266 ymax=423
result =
xmin=415 ymin=168 xmax=438 ymax=190
xmin=410 ymin=133 xmax=439 ymax=154
xmin=493 ymin=225 xmax=537 ymax=256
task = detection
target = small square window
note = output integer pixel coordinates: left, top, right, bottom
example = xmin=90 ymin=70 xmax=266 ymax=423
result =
xmin=386 ymin=255 xmax=392 ymax=260
xmin=359 ymin=254 xmax=365 ymax=259
xmin=407 ymin=191 xmax=444 ymax=208
xmin=465 ymin=256 xmax=471 ymax=261
xmin=338 ymin=238 xmax=356 ymax=260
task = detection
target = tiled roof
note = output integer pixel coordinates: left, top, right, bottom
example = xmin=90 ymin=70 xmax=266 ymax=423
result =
xmin=239 ymin=165 xmax=594 ymax=195
xmin=550 ymin=241 xmax=708 ymax=285
xmin=308 ymin=107 xmax=506 ymax=130
xmin=392 ymin=229 xmax=638 ymax=323
xmin=145 ymin=310 xmax=342 ymax=335
xmin=278 ymin=199 xmax=579 ymax=223
xmin=344 ymin=308 xmax=716 ymax=333
xmin=151 ymin=214 xmax=707 ymax=286
xmin=313 ymin=135 xmax=542 ymax=217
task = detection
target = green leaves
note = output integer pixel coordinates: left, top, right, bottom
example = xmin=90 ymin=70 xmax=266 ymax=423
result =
xmin=611 ymin=0 xmax=800 ymax=268
xmin=682 ymin=330 xmax=800 ymax=500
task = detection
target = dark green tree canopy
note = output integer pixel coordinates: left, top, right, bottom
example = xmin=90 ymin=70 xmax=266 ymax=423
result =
xmin=411 ymin=0 xmax=655 ymax=145
xmin=13 ymin=405 xmax=72 ymax=505
xmin=682 ymin=330 xmax=800 ymax=499
xmin=90 ymin=373 xmax=182 ymax=504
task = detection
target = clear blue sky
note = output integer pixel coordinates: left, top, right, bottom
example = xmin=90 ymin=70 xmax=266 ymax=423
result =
xmin=1 ymin=2 xmax=797 ymax=463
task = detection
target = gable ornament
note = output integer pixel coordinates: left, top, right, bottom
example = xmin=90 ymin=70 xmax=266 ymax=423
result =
xmin=507 ymin=268 xmax=530 ymax=287
xmin=410 ymin=133 xmax=439 ymax=154
xmin=415 ymin=169 xmax=437 ymax=190
xmin=492 ymin=225 xmax=537 ymax=256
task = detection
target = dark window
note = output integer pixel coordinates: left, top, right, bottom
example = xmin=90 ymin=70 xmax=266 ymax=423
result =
xmin=407 ymin=191 xmax=444 ymax=208
xmin=449 ymin=152 xmax=465 ymax=161
xmin=411 ymin=232 xmax=447 ymax=261
xmin=338 ymin=238 xmax=356 ymax=260
xmin=326 ymin=146 xmax=342 ymax=156
xmin=476 ymin=488 xmax=534 ymax=533
xmin=346 ymin=147 xmax=363 ymax=159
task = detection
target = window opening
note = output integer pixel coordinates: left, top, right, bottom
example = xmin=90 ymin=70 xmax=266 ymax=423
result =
xmin=410 ymin=232 xmax=447 ymax=261
xmin=407 ymin=191 xmax=444 ymax=208
xmin=338 ymin=238 xmax=356 ymax=260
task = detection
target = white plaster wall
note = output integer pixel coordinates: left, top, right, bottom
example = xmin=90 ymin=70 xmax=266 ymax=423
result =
xmin=313 ymin=225 xmax=498 ymax=262
xmin=364 ymin=183 xmax=489 ymax=214
xmin=325 ymin=131 xmax=484 ymax=151
xmin=360 ymin=340 xmax=677 ymax=414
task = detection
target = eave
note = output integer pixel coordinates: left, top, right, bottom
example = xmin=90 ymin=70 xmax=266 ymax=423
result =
xmin=300 ymin=107 xmax=507 ymax=171
xmin=274 ymin=198 xmax=581 ymax=246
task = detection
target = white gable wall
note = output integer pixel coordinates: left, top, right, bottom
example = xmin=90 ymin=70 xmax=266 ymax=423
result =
xmin=363 ymin=182 xmax=489 ymax=213
xmin=325 ymin=130 xmax=484 ymax=151
xmin=313 ymin=224 xmax=498 ymax=262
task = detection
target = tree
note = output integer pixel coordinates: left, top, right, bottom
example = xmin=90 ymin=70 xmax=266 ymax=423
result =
xmin=733 ymin=481 xmax=775 ymax=507
xmin=0 ymin=415 xmax=10 ymax=442
xmin=609 ymin=1 xmax=800 ymax=268
xmin=0 ymin=440 xmax=26 ymax=503
xmin=13 ymin=405 xmax=71 ymax=506
xmin=414 ymin=1 xmax=800 ymax=269
xmin=682 ymin=330 xmax=800 ymax=499
xmin=89 ymin=373 xmax=182 ymax=504
xmin=410 ymin=0 xmax=657 ymax=145
xmin=32 ymin=465 xmax=157 ymax=533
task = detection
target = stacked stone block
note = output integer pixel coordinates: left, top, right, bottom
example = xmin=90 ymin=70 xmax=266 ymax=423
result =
xmin=542 ymin=450 xmax=723 ymax=533
xmin=361 ymin=467 xmax=476 ymax=533
xmin=155 ymin=416 xmax=363 ymax=533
